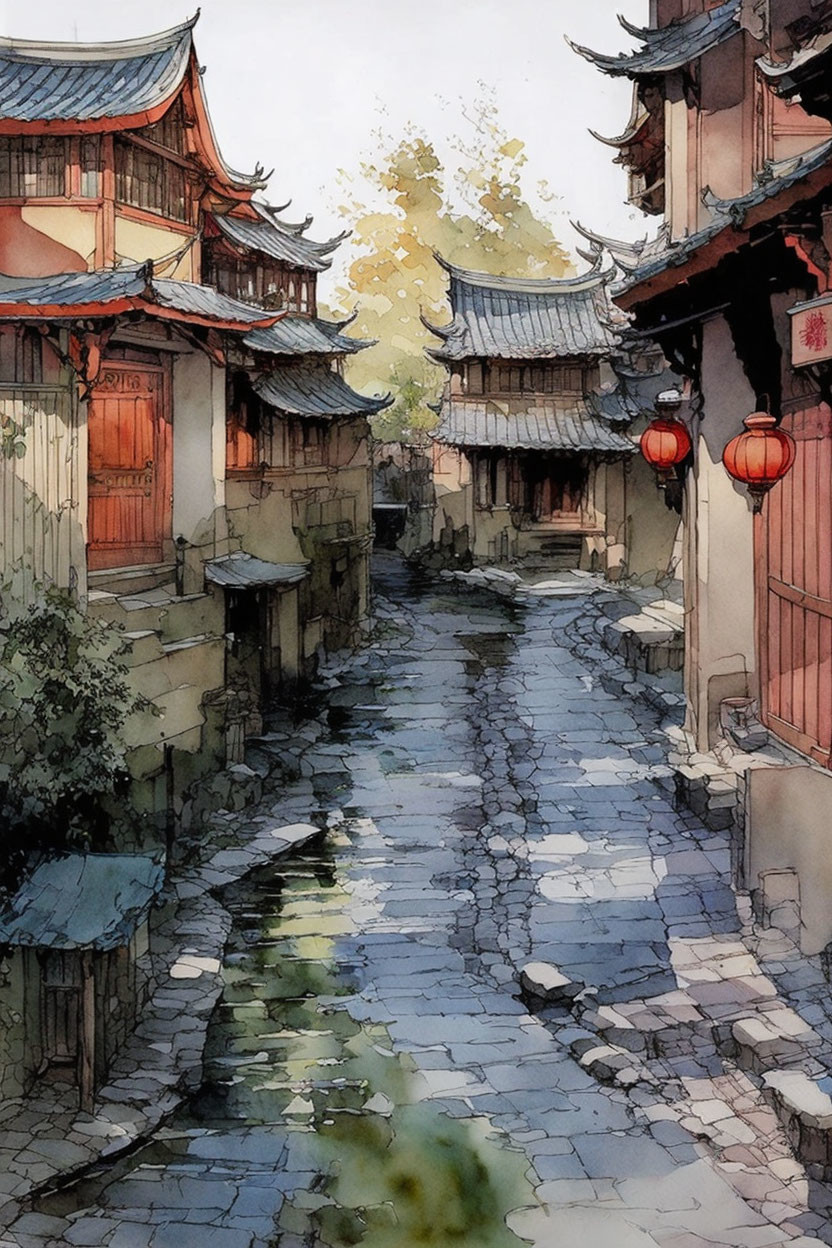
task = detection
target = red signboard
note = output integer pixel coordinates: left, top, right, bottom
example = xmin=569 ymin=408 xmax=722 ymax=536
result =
xmin=790 ymin=296 xmax=832 ymax=367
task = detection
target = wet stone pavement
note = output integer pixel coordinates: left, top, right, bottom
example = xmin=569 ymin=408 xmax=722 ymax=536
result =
xmin=7 ymin=555 xmax=832 ymax=1247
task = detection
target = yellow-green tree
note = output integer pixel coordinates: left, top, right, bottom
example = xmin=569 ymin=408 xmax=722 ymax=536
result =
xmin=330 ymin=92 xmax=573 ymax=441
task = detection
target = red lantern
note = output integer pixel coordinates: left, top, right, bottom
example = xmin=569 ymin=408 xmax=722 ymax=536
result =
xmin=640 ymin=417 xmax=692 ymax=484
xmin=722 ymin=412 xmax=796 ymax=513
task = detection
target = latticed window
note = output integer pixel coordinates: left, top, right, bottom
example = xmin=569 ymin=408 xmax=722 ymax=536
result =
xmin=142 ymin=96 xmax=187 ymax=154
xmin=115 ymin=139 xmax=188 ymax=222
xmin=0 ymin=326 xmax=44 ymax=383
xmin=0 ymin=137 xmax=67 ymax=198
xmin=79 ymin=137 xmax=103 ymax=198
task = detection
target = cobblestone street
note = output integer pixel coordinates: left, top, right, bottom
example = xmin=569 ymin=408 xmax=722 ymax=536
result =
xmin=7 ymin=556 xmax=832 ymax=1248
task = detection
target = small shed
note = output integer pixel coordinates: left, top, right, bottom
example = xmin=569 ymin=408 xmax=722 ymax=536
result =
xmin=0 ymin=854 xmax=164 ymax=1110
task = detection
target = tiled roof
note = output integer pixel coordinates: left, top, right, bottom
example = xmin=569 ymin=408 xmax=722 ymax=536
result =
xmin=0 ymin=854 xmax=163 ymax=950
xmin=245 ymin=314 xmax=373 ymax=357
xmin=254 ymin=362 xmax=391 ymax=418
xmin=570 ymin=0 xmax=741 ymax=78
xmin=617 ymin=137 xmax=832 ymax=295
xmin=0 ymin=264 xmax=281 ymax=330
xmin=204 ymin=552 xmax=308 ymax=588
xmin=212 ymin=204 xmax=347 ymax=273
xmin=425 ymin=258 xmax=622 ymax=362
xmin=432 ymin=395 xmax=635 ymax=453
xmin=0 ymin=18 xmax=194 ymax=123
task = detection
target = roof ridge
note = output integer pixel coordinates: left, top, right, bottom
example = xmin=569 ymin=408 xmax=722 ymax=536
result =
xmin=433 ymin=251 xmax=613 ymax=294
xmin=0 ymin=13 xmax=198 ymax=63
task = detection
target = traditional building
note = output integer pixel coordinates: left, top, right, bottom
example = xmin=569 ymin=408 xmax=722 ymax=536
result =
xmin=578 ymin=0 xmax=832 ymax=952
xmin=423 ymin=255 xmax=677 ymax=577
xmin=0 ymin=18 xmax=385 ymax=822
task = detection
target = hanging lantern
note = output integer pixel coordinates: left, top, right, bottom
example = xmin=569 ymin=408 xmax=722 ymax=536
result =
xmin=722 ymin=413 xmax=796 ymax=513
xmin=639 ymin=416 xmax=692 ymax=485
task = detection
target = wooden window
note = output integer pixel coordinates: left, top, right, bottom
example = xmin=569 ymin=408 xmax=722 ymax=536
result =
xmin=79 ymin=137 xmax=103 ymax=198
xmin=467 ymin=362 xmax=484 ymax=394
xmin=114 ymin=139 xmax=188 ymax=222
xmin=226 ymin=372 xmax=261 ymax=471
xmin=294 ymin=419 xmax=327 ymax=466
xmin=142 ymin=97 xmax=187 ymax=155
xmin=0 ymin=136 xmax=67 ymax=198
xmin=0 ymin=326 xmax=44 ymax=383
xmin=474 ymin=451 xmax=506 ymax=507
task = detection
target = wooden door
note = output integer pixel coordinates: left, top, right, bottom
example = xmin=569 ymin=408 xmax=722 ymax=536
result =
xmin=758 ymin=403 xmax=832 ymax=765
xmin=87 ymin=362 xmax=171 ymax=569
xmin=41 ymin=950 xmax=81 ymax=1067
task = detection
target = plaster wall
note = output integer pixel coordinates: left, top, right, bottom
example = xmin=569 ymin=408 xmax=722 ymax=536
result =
xmin=21 ymin=205 xmax=97 ymax=270
xmin=685 ymin=316 xmax=758 ymax=749
xmin=748 ymin=763 xmax=832 ymax=954
xmin=114 ymin=215 xmax=197 ymax=281
xmin=625 ymin=433 xmax=683 ymax=585
xmin=171 ymin=350 xmax=225 ymax=550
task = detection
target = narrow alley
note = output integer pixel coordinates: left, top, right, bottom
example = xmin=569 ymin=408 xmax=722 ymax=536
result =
xmin=6 ymin=557 xmax=832 ymax=1248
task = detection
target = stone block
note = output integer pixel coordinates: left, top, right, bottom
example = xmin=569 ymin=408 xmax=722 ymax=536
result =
xmin=518 ymin=962 xmax=581 ymax=1004
xmin=763 ymin=1068 xmax=832 ymax=1132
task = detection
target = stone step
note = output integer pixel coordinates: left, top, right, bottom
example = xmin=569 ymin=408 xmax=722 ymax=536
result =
xmin=762 ymin=1069 xmax=832 ymax=1176
xmin=602 ymin=611 xmax=684 ymax=675
xmin=88 ymin=561 xmax=175 ymax=596
xmin=732 ymin=1010 xmax=818 ymax=1073
xmin=89 ymin=586 xmax=224 ymax=644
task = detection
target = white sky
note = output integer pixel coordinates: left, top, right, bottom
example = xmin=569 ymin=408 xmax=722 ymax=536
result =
xmin=0 ymin=0 xmax=651 ymax=291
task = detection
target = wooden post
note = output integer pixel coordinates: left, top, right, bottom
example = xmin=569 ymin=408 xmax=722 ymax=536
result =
xmin=78 ymin=950 xmax=95 ymax=1114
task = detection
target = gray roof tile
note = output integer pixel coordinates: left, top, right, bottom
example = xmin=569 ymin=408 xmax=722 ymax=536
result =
xmin=212 ymin=204 xmax=347 ymax=273
xmin=245 ymin=314 xmax=373 ymax=357
xmin=426 ymin=258 xmax=622 ymax=361
xmin=254 ymin=362 xmax=391 ymax=418
xmin=204 ymin=552 xmax=308 ymax=588
xmin=0 ymin=854 xmax=163 ymax=950
xmin=433 ymin=396 xmax=636 ymax=453
xmin=571 ymin=0 xmax=741 ymax=78
xmin=0 ymin=264 xmax=280 ymax=328
xmin=0 ymin=19 xmax=194 ymax=122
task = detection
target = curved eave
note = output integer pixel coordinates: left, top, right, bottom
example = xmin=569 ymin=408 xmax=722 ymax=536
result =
xmin=183 ymin=53 xmax=270 ymax=197
xmin=0 ymin=296 xmax=283 ymax=332
xmin=589 ymin=114 xmax=651 ymax=149
xmin=615 ymin=141 xmax=832 ymax=311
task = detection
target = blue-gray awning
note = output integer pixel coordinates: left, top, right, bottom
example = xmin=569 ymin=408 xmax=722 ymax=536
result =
xmin=254 ymin=363 xmax=391 ymax=418
xmin=245 ymin=314 xmax=373 ymax=357
xmin=570 ymin=0 xmax=740 ymax=78
xmin=0 ymin=20 xmax=194 ymax=123
xmin=212 ymin=205 xmax=347 ymax=273
xmin=204 ymin=551 xmax=308 ymax=589
xmin=433 ymin=397 xmax=636 ymax=454
xmin=425 ymin=257 xmax=622 ymax=361
xmin=0 ymin=854 xmax=164 ymax=951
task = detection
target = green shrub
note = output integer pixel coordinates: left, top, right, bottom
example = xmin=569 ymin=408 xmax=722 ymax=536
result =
xmin=0 ymin=580 xmax=144 ymax=889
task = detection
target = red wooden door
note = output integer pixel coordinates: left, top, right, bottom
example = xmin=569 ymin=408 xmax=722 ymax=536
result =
xmin=87 ymin=362 xmax=171 ymax=570
xmin=758 ymin=403 xmax=832 ymax=765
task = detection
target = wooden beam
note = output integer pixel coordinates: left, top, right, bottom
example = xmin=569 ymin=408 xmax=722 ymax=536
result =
xmin=78 ymin=951 xmax=95 ymax=1115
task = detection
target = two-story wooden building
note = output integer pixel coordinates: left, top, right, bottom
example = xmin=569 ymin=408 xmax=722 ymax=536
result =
xmin=0 ymin=18 xmax=385 ymax=825
xmin=424 ymin=255 xmax=677 ymax=577
xmin=578 ymin=0 xmax=832 ymax=952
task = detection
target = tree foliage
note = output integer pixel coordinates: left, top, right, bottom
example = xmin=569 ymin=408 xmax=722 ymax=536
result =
xmin=331 ymin=90 xmax=573 ymax=441
xmin=0 ymin=580 xmax=144 ymax=891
